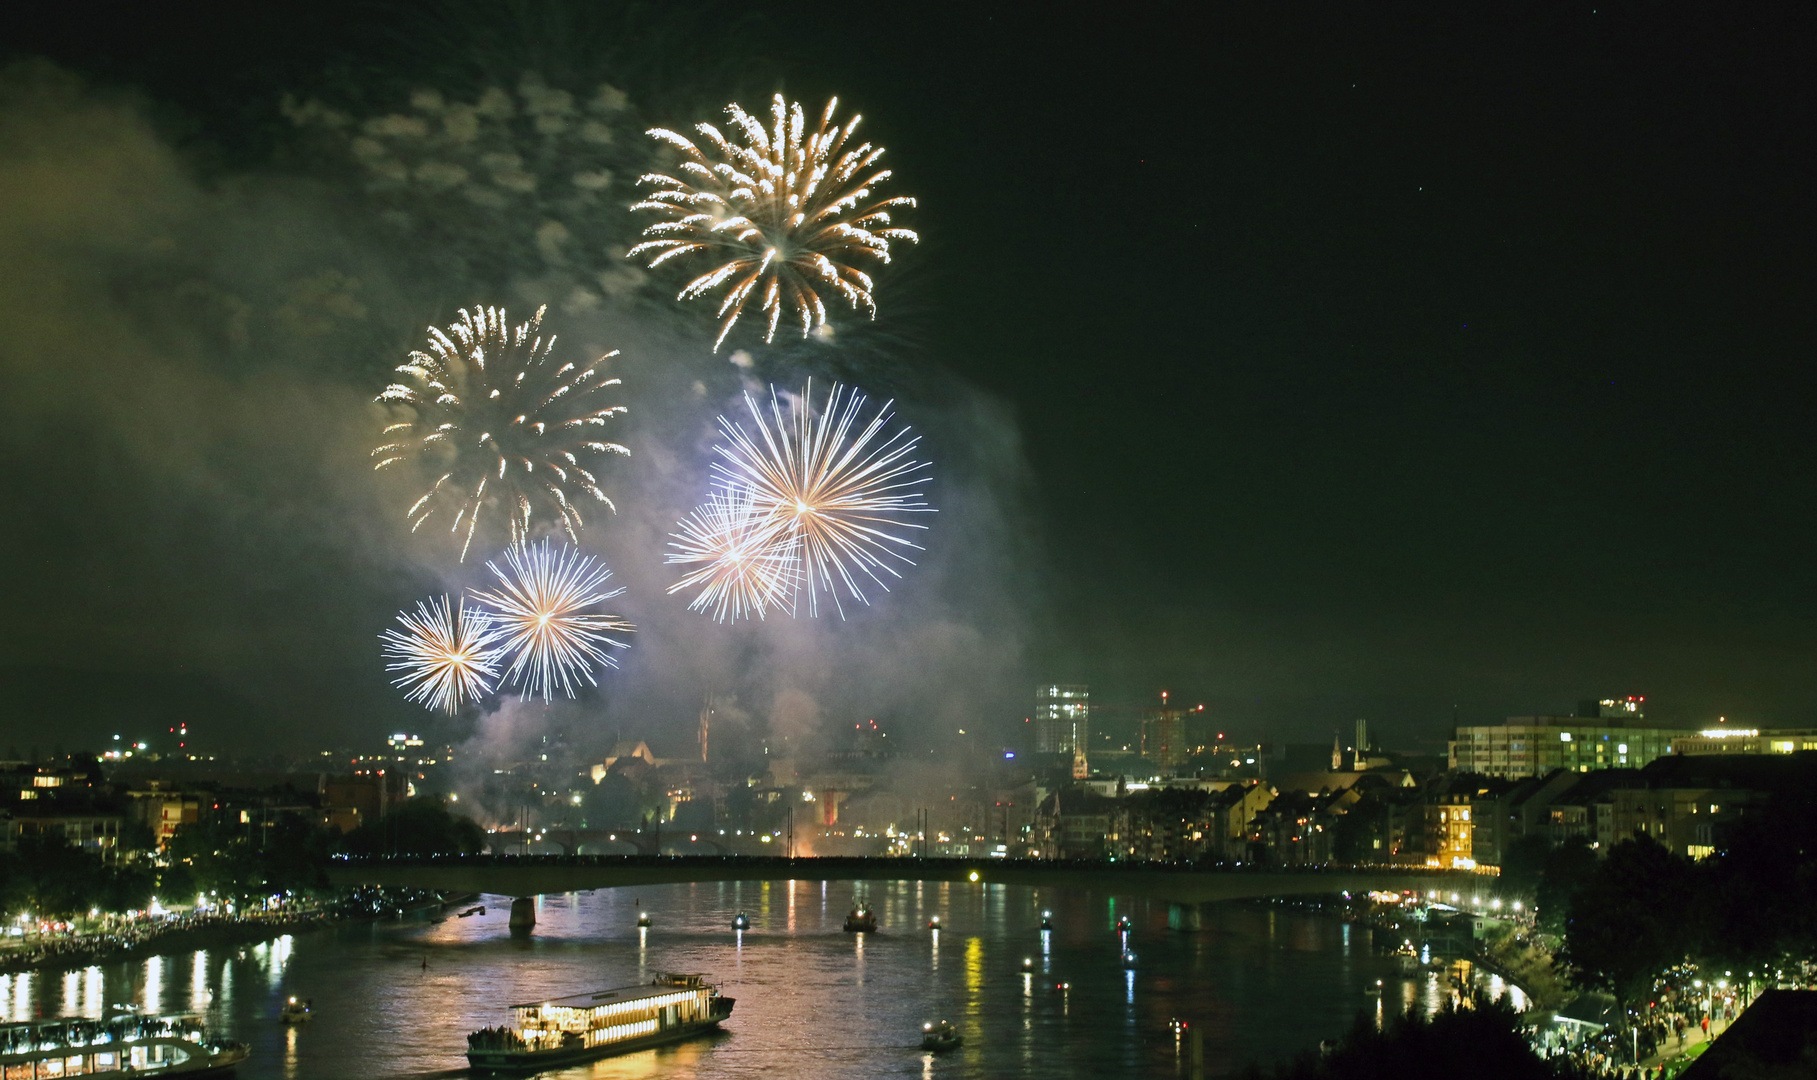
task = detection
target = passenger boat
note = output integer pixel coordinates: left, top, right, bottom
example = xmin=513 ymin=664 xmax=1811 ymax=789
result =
xmin=0 ymin=1013 xmax=248 ymax=1077
xmin=843 ymin=906 xmax=877 ymax=933
xmin=921 ymin=1019 xmax=962 ymax=1052
xmin=466 ymin=973 xmax=734 ymax=1073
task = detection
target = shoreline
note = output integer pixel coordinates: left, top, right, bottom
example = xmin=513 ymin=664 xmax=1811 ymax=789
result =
xmin=0 ymin=912 xmax=346 ymax=977
xmin=0 ymin=892 xmax=465 ymax=977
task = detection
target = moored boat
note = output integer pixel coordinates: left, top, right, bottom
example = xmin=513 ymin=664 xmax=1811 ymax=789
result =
xmin=0 ymin=1013 xmax=247 ymax=1078
xmin=466 ymin=973 xmax=733 ymax=1073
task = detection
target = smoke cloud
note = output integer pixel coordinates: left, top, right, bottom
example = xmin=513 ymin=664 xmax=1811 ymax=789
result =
xmin=0 ymin=59 xmax=1043 ymax=767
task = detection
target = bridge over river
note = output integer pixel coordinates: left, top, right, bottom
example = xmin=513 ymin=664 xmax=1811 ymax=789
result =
xmin=328 ymin=856 xmax=1488 ymax=931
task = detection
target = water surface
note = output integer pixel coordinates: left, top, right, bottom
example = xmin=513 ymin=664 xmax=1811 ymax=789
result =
xmin=4 ymin=881 xmax=1458 ymax=1078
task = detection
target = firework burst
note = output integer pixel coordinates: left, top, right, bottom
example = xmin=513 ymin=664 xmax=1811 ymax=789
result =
xmin=473 ymin=539 xmax=633 ymax=700
xmin=379 ymin=596 xmax=501 ymax=715
xmin=711 ymin=380 xmax=932 ymax=618
xmin=665 ymin=483 xmax=802 ymax=623
xmin=373 ymin=305 xmax=629 ymax=561
xmin=629 ymin=94 xmax=918 ymax=351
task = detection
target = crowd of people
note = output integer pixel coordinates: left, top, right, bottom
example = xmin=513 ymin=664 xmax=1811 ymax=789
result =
xmin=0 ymin=1012 xmax=214 ymax=1054
xmin=0 ymin=906 xmax=332 ymax=974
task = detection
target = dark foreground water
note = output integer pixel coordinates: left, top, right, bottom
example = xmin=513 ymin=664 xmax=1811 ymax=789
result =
xmin=1 ymin=881 xmax=1491 ymax=1078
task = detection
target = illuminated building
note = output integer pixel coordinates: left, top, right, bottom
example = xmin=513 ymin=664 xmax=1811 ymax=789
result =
xmin=1449 ymin=698 xmax=1680 ymax=778
xmin=1670 ymin=728 xmax=1817 ymax=756
xmin=1034 ymin=684 xmax=1090 ymax=760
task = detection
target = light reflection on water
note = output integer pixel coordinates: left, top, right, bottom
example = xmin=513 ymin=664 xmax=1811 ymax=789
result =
xmin=0 ymin=885 xmax=1470 ymax=1078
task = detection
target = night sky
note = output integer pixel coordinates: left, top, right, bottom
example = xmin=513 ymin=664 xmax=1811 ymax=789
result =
xmin=2 ymin=2 xmax=1813 ymax=758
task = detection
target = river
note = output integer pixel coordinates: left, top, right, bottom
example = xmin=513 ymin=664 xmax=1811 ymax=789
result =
xmin=0 ymin=881 xmax=1520 ymax=1078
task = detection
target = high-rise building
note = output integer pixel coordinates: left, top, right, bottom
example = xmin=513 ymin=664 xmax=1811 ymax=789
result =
xmin=1141 ymin=692 xmax=1188 ymax=771
xmin=1035 ymin=685 xmax=1090 ymax=758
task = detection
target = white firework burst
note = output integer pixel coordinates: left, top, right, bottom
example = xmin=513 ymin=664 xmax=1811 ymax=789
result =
xmin=473 ymin=539 xmax=634 ymax=700
xmin=379 ymin=596 xmax=501 ymax=715
xmin=629 ymin=94 xmax=918 ymax=350
xmin=711 ymin=380 xmax=933 ymax=618
xmin=665 ymin=483 xmax=803 ymax=623
xmin=373 ymin=305 xmax=629 ymax=561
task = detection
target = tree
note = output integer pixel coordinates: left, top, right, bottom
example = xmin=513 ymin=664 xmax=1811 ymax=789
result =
xmin=1241 ymin=991 xmax=1587 ymax=1079
xmin=1499 ymin=834 xmax=1552 ymax=899
xmin=1535 ymin=836 xmax=1598 ymax=936
xmin=338 ymin=798 xmax=483 ymax=857
xmin=1690 ymin=787 xmax=1817 ymax=973
xmin=5 ymin=833 xmax=103 ymax=918
xmin=1556 ymin=837 xmax=1693 ymax=1007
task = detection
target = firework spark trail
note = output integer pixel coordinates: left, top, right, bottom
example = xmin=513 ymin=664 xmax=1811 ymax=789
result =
xmin=473 ymin=539 xmax=634 ymax=700
xmin=665 ymin=483 xmax=803 ymax=623
xmin=710 ymin=380 xmax=933 ymax=618
xmin=629 ymin=94 xmax=918 ymax=350
xmin=379 ymin=596 xmax=501 ymax=715
xmin=373 ymin=305 xmax=629 ymax=561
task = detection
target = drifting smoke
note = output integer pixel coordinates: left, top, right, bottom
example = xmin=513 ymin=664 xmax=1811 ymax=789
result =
xmin=0 ymin=57 xmax=1045 ymax=771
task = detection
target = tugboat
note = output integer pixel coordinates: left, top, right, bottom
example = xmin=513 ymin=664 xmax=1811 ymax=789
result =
xmin=843 ymin=905 xmax=877 ymax=932
xmin=279 ymin=996 xmax=313 ymax=1024
xmin=732 ymin=912 xmax=750 ymax=931
xmin=466 ymin=973 xmax=733 ymax=1073
xmin=0 ymin=1012 xmax=248 ymax=1076
xmin=921 ymin=1019 xmax=962 ymax=1052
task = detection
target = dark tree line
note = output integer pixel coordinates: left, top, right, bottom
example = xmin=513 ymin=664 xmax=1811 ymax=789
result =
xmin=1244 ymin=991 xmax=1592 ymax=1080
xmin=1556 ymin=791 xmax=1817 ymax=1007
xmin=0 ymin=833 xmax=156 ymax=919
xmin=2 ymin=797 xmax=488 ymax=918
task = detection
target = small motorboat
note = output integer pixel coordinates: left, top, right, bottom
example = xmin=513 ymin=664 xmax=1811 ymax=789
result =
xmin=457 ymin=905 xmax=486 ymax=918
xmin=843 ymin=906 xmax=877 ymax=933
xmin=921 ymin=1019 xmax=962 ymax=1052
xmin=1115 ymin=915 xmax=1133 ymax=932
xmin=732 ymin=912 xmax=751 ymax=931
xmin=1039 ymin=910 xmax=1055 ymax=931
xmin=927 ymin=915 xmax=942 ymax=930
xmin=637 ymin=911 xmax=653 ymax=928
xmin=279 ymin=996 xmax=313 ymax=1024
